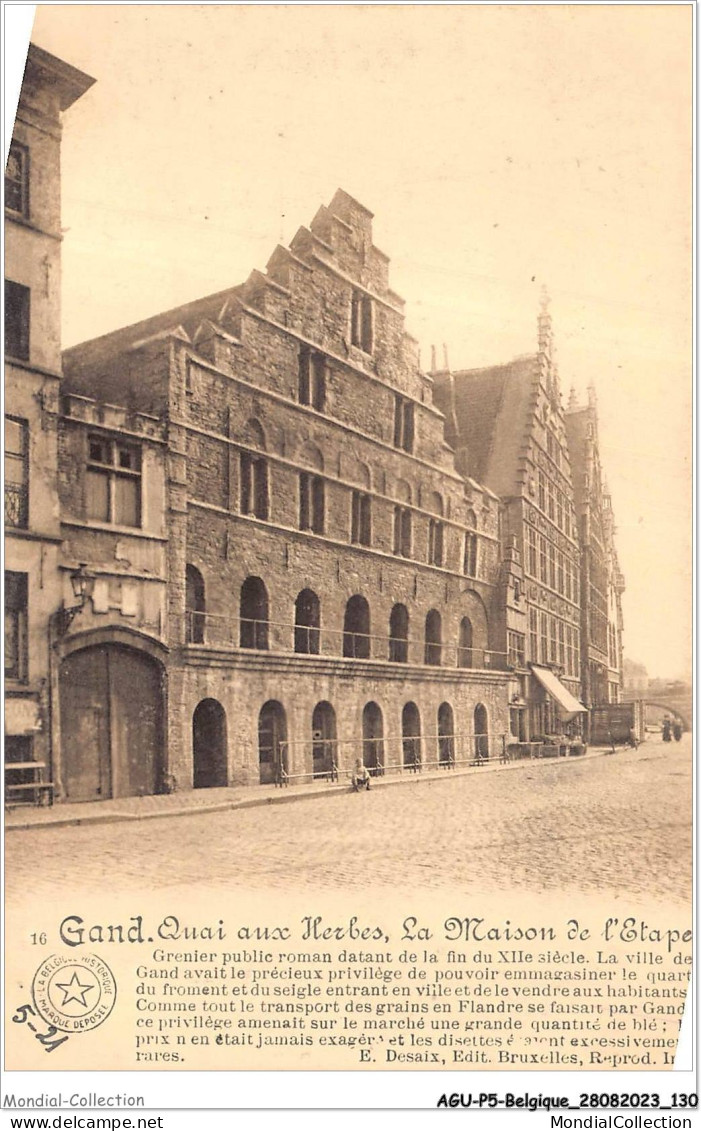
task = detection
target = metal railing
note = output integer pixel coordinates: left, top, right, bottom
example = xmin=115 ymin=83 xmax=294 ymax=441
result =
xmin=5 ymin=483 xmax=28 ymax=528
xmin=259 ymin=730 xmax=511 ymax=787
xmin=185 ymin=609 xmax=510 ymax=669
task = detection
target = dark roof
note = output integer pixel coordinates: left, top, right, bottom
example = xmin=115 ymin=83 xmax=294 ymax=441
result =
xmin=450 ymin=355 xmax=537 ymax=496
xmin=63 ymin=286 xmax=242 ymax=379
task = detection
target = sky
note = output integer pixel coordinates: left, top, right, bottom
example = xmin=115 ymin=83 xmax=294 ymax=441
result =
xmin=10 ymin=3 xmax=693 ymax=681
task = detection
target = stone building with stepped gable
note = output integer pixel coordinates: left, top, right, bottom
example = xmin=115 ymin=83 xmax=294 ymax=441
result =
xmin=59 ymin=189 xmax=514 ymax=795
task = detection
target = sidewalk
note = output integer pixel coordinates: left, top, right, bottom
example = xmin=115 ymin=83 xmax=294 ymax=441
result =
xmin=5 ymin=746 xmax=616 ymax=832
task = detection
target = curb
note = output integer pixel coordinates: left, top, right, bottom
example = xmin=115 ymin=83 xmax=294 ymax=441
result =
xmin=4 ymin=746 xmax=619 ymax=833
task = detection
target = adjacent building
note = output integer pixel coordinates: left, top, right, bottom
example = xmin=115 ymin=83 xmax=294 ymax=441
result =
xmin=4 ymin=47 xmax=94 ymax=795
xmin=431 ymin=295 xmax=585 ymax=741
xmin=565 ymin=386 xmax=625 ymax=710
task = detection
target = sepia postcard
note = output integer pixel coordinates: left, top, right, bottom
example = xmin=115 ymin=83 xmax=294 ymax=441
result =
xmin=2 ymin=1 xmax=695 ymax=1120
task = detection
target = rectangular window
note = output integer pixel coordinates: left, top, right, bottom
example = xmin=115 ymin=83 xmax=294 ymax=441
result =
xmin=351 ymin=491 xmax=372 ymax=546
xmin=5 ymin=280 xmax=30 ymax=361
xmin=298 ymin=347 xmax=326 ymax=411
xmin=548 ymin=543 xmax=556 ymax=589
xmin=549 ymin=616 xmax=558 ymax=664
xmin=351 ymin=290 xmax=373 ymax=353
xmin=539 ymin=612 xmax=548 ymax=664
xmin=240 ymin=453 xmax=269 ymax=520
xmin=525 ymin=525 xmax=537 ymax=577
xmin=5 ymin=571 xmax=28 ymax=681
xmin=463 ymin=531 xmax=478 ymax=577
xmin=393 ymin=505 xmax=412 ymax=557
xmin=393 ymin=395 xmax=415 ymax=453
xmin=5 ymin=416 xmax=28 ymax=528
xmin=557 ymin=552 xmax=564 ymax=595
xmin=539 ymin=535 xmax=547 ymax=582
xmin=558 ymin=620 xmax=565 ymax=666
xmin=86 ymin=435 xmax=142 ymax=527
xmin=529 ymin=608 xmax=538 ymax=663
xmin=538 ymin=470 xmax=546 ymax=512
xmin=507 ymin=631 xmax=526 ymax=668
xmin=300 ymin=473 xmax=325 ymax=534
xmin=428 ymin=519 xmax=444 ymax=567
xmin=5 ymin=142 xmax=29 ymax=218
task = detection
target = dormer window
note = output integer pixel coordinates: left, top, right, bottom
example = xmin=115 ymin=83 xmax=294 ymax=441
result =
xmin=351 ymin=290 xmax=373 ymax=353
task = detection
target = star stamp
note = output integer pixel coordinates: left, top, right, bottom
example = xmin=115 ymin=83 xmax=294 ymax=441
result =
xmin=32 ymin=953 xmax=117 ymax=1034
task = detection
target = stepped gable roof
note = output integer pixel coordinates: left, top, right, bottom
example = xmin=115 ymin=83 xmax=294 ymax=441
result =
xmin=62 ymin=187 xmax=380 ymax=385
xmin=450 ymin=354 xmax=537 ymax=497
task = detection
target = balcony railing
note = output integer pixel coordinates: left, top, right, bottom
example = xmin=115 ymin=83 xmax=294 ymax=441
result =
xmin=5 ymin=483 xmax=28 ymax=528
xmin=184 ymin=609 xmax=510 ymax=670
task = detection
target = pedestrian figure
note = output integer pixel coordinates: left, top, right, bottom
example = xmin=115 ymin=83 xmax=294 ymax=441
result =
xmin=662 ymin=718 xmax=672 ymax=743
xmin=627 ymin=729 xmax=639 ymax=750
xmin=673 ymin=720 xmax=683 ymax=742
xmin=351 ymin=757 xmax=371 ymax=792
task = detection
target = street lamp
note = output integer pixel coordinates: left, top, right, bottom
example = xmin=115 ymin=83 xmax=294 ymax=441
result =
xmin=53 ymin=563 xmax=95 ymax=637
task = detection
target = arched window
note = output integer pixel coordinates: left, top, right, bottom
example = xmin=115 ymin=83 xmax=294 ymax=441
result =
xmin=424 ymin=609 xmax=442 ymax=666
xmin=474 ymin=703 xmax=489 ymax=762
xmin=438 ymin=702 xmax=455 ymax=766
xmin=389 ymin=603 xmax=409 ymax=663
xmin=343 ymin=595 xmax=370 ymax=659
xmin=294 ymin=589 xmax=320 ymax=654
xmin=362 ymin=702 xmax=384 ymax=775
xmin=457 ymin=616 xmax=473 ymax=668
xmin=240 ymin=576 xmax=269 ymax=649
xmin=185 ymin=564 xmax=205 ymax=644
xmin=240 ymin=418 xmax=269 ymax=520
xmin=258 ymin=700 xmax=287 ymax=784
xmin=402 ymin=702 xmax=421 ymax=770
xmin=312 ymin=701 xmax=337 ymax=779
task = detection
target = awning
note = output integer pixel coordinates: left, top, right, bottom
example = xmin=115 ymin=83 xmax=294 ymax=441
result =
xmin=530 ymin=665 xmax=587 ymax=721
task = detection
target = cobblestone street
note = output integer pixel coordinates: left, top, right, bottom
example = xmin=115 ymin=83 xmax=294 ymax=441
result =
xmin=5 ymin=735 xmax=691 ymax=904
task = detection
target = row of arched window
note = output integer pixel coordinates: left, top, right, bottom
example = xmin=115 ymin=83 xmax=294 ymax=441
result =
xmin=191 ymin=695 xmax=491 ymax=788
xmin=186 ymin=567 xmax=483 ymax=667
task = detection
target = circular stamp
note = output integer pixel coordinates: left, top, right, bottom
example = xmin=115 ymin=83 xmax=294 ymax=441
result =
xmin=31 ymin=953 xmax=117 ymax=1033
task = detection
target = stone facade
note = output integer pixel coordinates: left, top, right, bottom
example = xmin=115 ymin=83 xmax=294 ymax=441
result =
xmin=60 ymin=190 xmax=513 ymax=796
xmin=431 ymin=295 xmax=584 ymax=740
xmin=565 ymin=388 xmax=625 ymax=709
xmin=4 ymin=47 xmax=94 ymax=784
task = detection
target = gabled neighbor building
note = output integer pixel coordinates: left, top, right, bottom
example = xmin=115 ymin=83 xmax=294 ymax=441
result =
xmin=565 ymin=386 xmax=625 ymax=709
xmin=4 ymin=46 xmax=94 ymax=794
xmin=431 ymin=295 xmax=585 ymax=741
xmin=58 ymin=189 xmax=513 ymax=798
